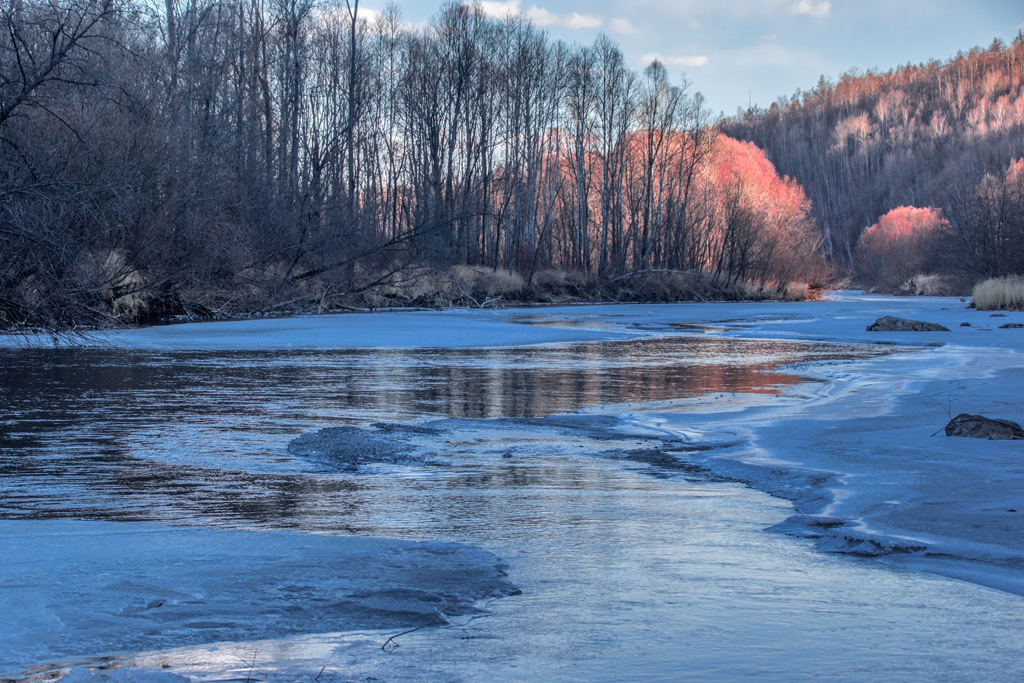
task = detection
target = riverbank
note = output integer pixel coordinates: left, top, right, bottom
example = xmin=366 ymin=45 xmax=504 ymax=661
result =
xmin=4 ymin=293 xmax=1024 ymax=680
xmin=8 ymin=292 xmax=1023 ymax=598
xmin=530 ymin=294 xmax=1024 ymax=596
xmin=0 ymin=267 xmax=818 ymax=342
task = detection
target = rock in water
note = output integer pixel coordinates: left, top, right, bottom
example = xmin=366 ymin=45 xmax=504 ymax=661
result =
xmin=998 ymin=323 xmax=1024 ymax=329
xmin=944 ymin=413 xmax=1024 ymax=440
xmin=866 ymin=316 xmax=950 ymax=332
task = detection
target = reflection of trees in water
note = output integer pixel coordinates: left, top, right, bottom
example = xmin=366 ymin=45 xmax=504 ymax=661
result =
xmin=0 ymin=440 xmax=366 ymax=528
xmin=0 ymin=337 xmax=889 ymax=526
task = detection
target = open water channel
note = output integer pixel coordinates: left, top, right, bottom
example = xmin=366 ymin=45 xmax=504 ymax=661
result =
xmin=2 ymin=332 xmax=1023 ymax=680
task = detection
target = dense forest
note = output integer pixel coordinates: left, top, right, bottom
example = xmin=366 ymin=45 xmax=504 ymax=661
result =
xmin=5 ymin=0 xmax=1023 ymax=333
xmin=0 ymin=0 xmax=826 ymax=332
xmin=726 ymin=34 xmax=1024 ymax=291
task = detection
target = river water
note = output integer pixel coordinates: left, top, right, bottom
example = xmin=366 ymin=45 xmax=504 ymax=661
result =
xmin=2 ymin=334 xmax=1023 ymax=680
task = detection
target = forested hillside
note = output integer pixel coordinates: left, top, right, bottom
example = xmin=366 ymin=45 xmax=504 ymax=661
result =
xmin=0 ymin=0 xmax=824 ymax=332
xmin=726 ymin=34 xmax=1024 ymax=288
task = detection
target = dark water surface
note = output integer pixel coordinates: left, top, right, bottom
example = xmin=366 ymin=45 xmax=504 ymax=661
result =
xmin=0 ymin=336 xmax=881 ymax=526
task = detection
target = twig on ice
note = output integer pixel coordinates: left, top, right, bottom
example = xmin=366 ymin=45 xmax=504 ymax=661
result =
xmin=381 ymin=601 xmax=456 ymax=651
xmin=244 ymin=650 xmax=258 ymax=682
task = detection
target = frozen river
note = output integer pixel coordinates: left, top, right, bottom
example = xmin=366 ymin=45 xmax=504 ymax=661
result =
xmin=2 ymin=303 xmax=1024 ymax=681
xmin=0 ymin=337 xmax=869 ymax=526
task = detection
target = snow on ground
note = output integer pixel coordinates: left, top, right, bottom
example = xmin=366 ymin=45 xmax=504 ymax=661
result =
xmin=0 ymin=309 xmax=633 ymax=350
xmin=0 ymin=520 xmax=516 ymax=680
xmin=50 ymin=292 xmax=1024 ymax=595
xmin=5 ymin=292 xmax=1024 ymax=677
xmin=520 ymin=293 xmax=1024 ymax=595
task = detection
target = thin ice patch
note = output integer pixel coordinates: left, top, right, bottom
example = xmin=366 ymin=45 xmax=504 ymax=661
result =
xmin=287 ymin=423 xmax=446 ymax=470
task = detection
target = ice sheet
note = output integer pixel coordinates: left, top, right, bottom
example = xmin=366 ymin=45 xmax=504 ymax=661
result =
xmin=0 ymin=310 xmax=632 ymax=350
xmin=0 ymin=520 xmax=516 ymax=679
xmin=6 ymin=292 xmax=1024 ymax=679
xmin=549 ymin=294 xmax=1024 ymax=594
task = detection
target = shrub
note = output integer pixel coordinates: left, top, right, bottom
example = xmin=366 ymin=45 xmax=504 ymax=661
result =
xmin=525 ymin=268 xmax=581 ymax=303
xmin=855 ymin=206 xmax=949 ymax=291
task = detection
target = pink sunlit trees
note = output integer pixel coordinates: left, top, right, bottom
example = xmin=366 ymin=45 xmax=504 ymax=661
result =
xmin=855 ymin=206 xmax=950 ymax=289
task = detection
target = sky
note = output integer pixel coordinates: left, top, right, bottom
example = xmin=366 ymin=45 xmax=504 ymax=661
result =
xmin=360 ymin=0 xmax=1024 ymax=116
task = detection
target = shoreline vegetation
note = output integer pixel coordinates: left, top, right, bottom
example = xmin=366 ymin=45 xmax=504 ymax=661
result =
xmin=1 ymin=0 xmax=830 ymax=335
xmin=9 ymin=269 xmax=1024 ymax=342
xmin=3 ymin=0 xmax=1021 ymax=334
xmin=972 ymin=275 xmax=1024 ymax=311
xmin=2 ymin=265 xmax=824 ymax=339
xmin=15 ymin=272 xmax=1024 ymax=342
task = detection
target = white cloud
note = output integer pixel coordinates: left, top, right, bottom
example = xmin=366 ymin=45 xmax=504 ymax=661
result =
xmin=476 ymin=0 xmax=522 ymax=18
xmin=525 ymin=6 xmax=602 ymax=29
xmin=468 ymin=1 xmax=602 ymax=30
xmin=358 ymin=7 xmax=381 ymax=23
xmin=640 ymin=52 xmax=709 ymax=69
xmin=609 ymin=17 xmax=642 ymax=35
xmin=789 ymin=0 xmax=830 ymax=18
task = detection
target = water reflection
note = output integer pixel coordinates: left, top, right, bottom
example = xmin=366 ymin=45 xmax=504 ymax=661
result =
xmin=0 ymin=337 xmax=875 ymax=420
xmin=0 ymin=336 xmax=887 ymax=527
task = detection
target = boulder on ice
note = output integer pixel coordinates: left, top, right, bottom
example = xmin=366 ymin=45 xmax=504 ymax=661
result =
xmin=866 ymin=315 xmax=949 ymax=332
xmin=944 ymin=413 xmax=1024 ymax=440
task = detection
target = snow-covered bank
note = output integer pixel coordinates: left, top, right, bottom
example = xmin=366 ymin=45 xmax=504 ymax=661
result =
xmin=118 ymin=291 xmax=1024 ymax=596
xmin=0 ymin=309 xmax=634 ymax=350
xmin=533 ymin=293 xmax=1024 ymax=596
xmin=0 ymin=520 xmax=516 ymax=679
xmin=6 ymin=293 xmax=1024 ymax=680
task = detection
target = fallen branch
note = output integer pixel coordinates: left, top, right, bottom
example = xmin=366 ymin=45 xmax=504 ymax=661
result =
xmin=381 ymin=601 xmax=456 ymax=651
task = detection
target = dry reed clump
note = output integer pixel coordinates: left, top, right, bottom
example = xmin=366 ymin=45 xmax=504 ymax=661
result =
xmin=901 ymin=274 xmax=966 ymax=297
xmin=783 ymin=281 xmax=810 ymax=300
xmin=482 ymin=268 xmax=526 ymax=298
xmin=227 ymin=262 xmax=309 ymax=313
xmin=700 ymin=275 xmax=821 ymax=302
xmin=344 ymin=265 xmax=527 ymax=309
xmin=355 ymin=268 xmax=456 ymax=309
xmin=527 ymin=268 xmax=595 ymax=302
xmin=448 ymin=265 xmax=525 ymax=304
xmin=972 ymin=276 xmax=1024 ymax=310
xmin=74 ymin=249 xmax=152 ymax=321
xmin=530 ymin=268 xmax=567 ymax=290
xmin=601 ymin=271 xmax=705 ymax=302
xmin=598 ymin=271 xmax=820 ymax=303
xmin=694 ymin=274 xmax=786 ymax=302
xmin=14 ymin=274 xmax=45 ymax=309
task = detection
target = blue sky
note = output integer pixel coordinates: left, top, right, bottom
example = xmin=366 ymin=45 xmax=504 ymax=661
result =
xmin=360 ymin=0 xmax=1024 ymax=116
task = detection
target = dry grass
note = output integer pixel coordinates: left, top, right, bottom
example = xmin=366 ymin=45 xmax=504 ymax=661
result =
xmin=74 ymin=249 xmax=152 ymax=321
xmin=451 ymin=266 xmax=524 ymax=298
xmin=972 ymin=276 xmax=1024 ymax=311
xmin=270 ymin=265 xmax=822 ymax=313
xmin=342 ymin=265 xmax=529 ymax=309
xmin=897 ymin=274 xmax=965 ymax=297
xmin=448 ymin=266 xmax=525 ymax=304
xmin=596 ymin=271 xmax=816 ymax=303
xmin=783 ymin=281 xmax=810 ymax=300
